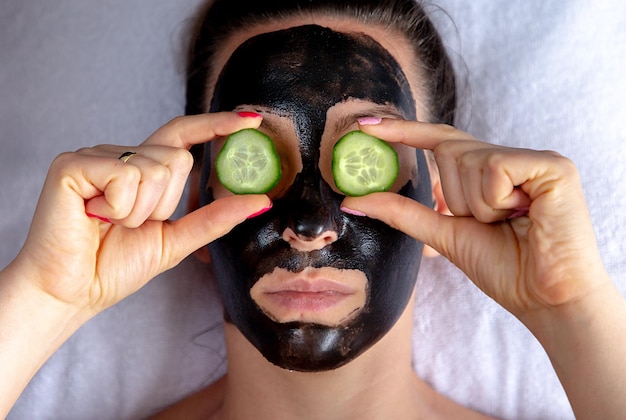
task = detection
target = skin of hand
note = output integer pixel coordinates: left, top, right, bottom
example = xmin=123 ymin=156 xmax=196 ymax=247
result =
xmin=342 ymin=119 xmax=626 ymax=417
xmin=0 ymin=112 xmax=270 ymax=415
xmin=8 ymin=112 xmax=271 ymax=317
xmin=342 ymin=118 xmax=611 ymax=319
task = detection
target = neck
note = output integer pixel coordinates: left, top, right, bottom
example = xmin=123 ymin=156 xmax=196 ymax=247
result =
xmin=218 ymin=298 xmax=433 ymax=419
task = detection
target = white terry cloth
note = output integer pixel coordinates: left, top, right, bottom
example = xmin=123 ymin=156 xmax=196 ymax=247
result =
xmin=2 ymin=0 xmax=625 ymax=418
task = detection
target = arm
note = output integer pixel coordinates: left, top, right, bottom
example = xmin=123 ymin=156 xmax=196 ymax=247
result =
xmin=342 ymin=118 xmax=625 ymax=418
xmin=0 ymin=112 xmax=270 ymax=417
xmin=0 ymin=263 xmax=88 ymax=415
xmin=526 ymin=279 xmax=626 ymax=419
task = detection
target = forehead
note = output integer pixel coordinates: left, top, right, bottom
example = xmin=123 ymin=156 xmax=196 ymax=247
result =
xmin=205 ymin=16 xmax=428 ymax=119
xmin=210 ymin=25 xmax=415 ymax=120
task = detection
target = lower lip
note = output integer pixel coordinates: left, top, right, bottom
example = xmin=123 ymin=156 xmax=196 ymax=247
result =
xmin=264 ymin=291 xmax=351 ymax=312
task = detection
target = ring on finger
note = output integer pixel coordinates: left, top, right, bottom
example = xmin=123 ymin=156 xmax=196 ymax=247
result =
xmin=118 ymin=151 xmax=138 ymax=163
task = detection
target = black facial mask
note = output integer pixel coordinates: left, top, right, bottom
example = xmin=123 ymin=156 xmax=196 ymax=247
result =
xmin=200 ymin=25 xmax=432 ymax=371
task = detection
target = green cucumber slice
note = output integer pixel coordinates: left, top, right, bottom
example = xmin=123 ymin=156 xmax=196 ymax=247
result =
xmin=332 ymin=131 xmax=399 ymax=197
xmin=216 ymin=128 xmax=281 ymax=194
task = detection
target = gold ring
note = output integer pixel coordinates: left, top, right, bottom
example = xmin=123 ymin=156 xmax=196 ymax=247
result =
xmin=118 ymin=151 xmax=137 ymax=163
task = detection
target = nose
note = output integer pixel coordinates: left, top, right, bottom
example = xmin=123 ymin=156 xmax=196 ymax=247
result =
xmin=282 ymin=227 xmax=338 ymax=252
xmin=281 ymin=177 xmax=341 ymax=252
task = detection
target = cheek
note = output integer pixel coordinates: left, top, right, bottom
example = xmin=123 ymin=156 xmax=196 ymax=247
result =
xmin=394 ymin=144 xmax=419 ymax=193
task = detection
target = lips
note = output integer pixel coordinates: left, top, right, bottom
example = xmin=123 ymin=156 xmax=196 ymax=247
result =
xmin=263 ymin=278 xmax=356 ymax=294
xmin=250 ymin=267 xmax=368 ymax=326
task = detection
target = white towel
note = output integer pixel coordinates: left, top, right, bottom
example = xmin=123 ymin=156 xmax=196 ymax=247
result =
xmin=2 ymin=0 xmax=624 ymax=418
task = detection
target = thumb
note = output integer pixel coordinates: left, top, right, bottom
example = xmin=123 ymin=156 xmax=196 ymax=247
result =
xmin=161 ymin=194 xmax=271 ymax=268
xmin=341 ymin=192 xmax=467 ymax=263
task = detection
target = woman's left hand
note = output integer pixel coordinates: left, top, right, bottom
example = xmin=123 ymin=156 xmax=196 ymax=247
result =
xmin=341 ymin=119 xmax=611 ymax=320
xmin=342 ymin=119 xmax=626 ymax=418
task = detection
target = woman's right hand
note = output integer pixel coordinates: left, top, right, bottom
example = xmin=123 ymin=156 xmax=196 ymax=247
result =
xmin=8 ymin=112 xmax=270 ymax=317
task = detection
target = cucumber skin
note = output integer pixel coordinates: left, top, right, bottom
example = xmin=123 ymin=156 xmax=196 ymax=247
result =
xmin=216 ymin=128 xmax=282 ymax=195
xmin=332 ymin=131 xmax=399 ymax=197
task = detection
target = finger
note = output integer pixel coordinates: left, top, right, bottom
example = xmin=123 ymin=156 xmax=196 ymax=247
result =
xmin=434 ymin=145 xmax=471 ymax=216
xmin=341 ymin=192 xmax=458 ymax=261
xmin=479 ymin=150 xmax=533 ymax=215
xmin=357 ymin=120 xmax=478 ymax=216
xmin=131 ymin=148 xmax=192 ymax=220
xmin=79 ymin=146 xmax=194 ymax=222
xmin=48 ymin=154 xmax=142 ymax=221
xmin=112 ymin=154 xmax=172 ymax=227
xmin=358 ymin=119 xmax=475 ymax=150
xmin=141 ymin=112 xmax=263 ymax=149
xmin=341 ymin=192 xmax=506 ymax=284
xmin=160 ymin=194 xmax=272 ymax=268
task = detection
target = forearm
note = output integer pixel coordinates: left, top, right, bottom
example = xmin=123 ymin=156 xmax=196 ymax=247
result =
xmin=524 ymin=277 xmax=626 ymax=419
xmin=0 ymin=260 xmax=89 ymax=417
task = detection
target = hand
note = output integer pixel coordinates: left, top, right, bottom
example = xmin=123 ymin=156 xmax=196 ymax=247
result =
xmin=342 ymin=119 xmax=611 ymax=319
xmin=10 ymin=112 xmax=270 ymax=316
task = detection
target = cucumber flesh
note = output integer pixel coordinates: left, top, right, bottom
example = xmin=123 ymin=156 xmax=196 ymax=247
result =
xmin=216 ymin=128 xmax=281 ymax=194
xmin=332 ymin=131 xmax=399 ymax=197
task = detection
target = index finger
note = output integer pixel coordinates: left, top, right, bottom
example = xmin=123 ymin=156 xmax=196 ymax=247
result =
xmin=142 ymin=112 xmax=263 ymax=148
xmin=358 ymin=119 xmax=476 ymax=150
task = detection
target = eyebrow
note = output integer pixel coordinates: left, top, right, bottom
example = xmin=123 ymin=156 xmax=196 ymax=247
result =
xmin=332 ymin=104 xmax=405 ymax=137
xmin=259 ymin=118 xmax=282 ymax=135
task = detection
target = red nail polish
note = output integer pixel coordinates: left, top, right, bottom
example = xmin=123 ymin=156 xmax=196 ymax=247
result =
xmin=238 ymin=111 xmax=262 ymax=119
xmin=247 ymin=203 xmax=273 ymax=219
xmin=86 ymin=213 xmax=112 ymax=223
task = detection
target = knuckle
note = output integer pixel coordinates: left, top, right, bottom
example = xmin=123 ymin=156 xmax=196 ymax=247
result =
xmin=539 ymin=150 xmax=580 ymax=182
xmin=49 ymin=152 xmax=81 ymax=180
xmin=164 ymin=115 xmax=187 ymax=130
xmin=156 ymin=116 xmax=188 ymax=140
xmin=145 ymin=162 xmax=171 ymax=185
xmin=122 ymin=163 xmax=142 ymax=181
xmin=552 ymin=154 xmax=579 ymax=177
xmin=434 ymin=123 xmax=457 ymax=135
xmin=432 ymin=143 xmax=455 ymax=164
xmin=457 ymin=150 xmax=480 ymax=173
xmin=74 ymin=146 xmax=94 ymax=155
xmin=170 ymin=148 xmax=194 ymax=171
xmin=51 ymin=151 xmax=75 ymax=167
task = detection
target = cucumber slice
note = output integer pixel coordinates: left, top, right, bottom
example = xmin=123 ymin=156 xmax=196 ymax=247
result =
xmin=332 ymin=131 xmax=399 ymax=197
xmin=216 ymin=128 xmax=281 ymax=194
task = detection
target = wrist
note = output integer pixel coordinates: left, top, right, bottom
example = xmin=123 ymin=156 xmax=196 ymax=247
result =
xmin=0 ymin=260 xmax=91 ymax=415
xmin=521 ymin=272 xmax=619 ymax=350
xmin=520 ymin=276 xmax=626 ymax=417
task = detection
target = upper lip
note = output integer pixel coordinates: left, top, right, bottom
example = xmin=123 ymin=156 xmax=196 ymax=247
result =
xmin=262 ymin=279 xmax=355 ymax=295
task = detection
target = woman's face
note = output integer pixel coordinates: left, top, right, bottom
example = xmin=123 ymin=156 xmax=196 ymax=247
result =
xmin=200 ymin=24 xmax=433 ymax=371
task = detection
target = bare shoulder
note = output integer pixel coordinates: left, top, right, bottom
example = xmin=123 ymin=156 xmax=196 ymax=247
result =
xmin=149 ymin=376 xmax=226 ymax=420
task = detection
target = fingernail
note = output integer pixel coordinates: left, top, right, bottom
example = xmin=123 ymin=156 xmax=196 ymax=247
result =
xmin=357 ymin=117 xmax=382 ymax=126
xmin=86 ymin=213 xmax=112 ymax=223
xmin=238 ymin=111 xmax=262 ymax=119
xmin=508 ymin=207 xmax=530 ymax=219
xmin=247 ymin=202 xmax=273 ymax=219
xmin=340 ymin=206 xmax=367 ymax=217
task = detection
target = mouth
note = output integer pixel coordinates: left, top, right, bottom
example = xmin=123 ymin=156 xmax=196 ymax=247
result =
xmin=250 ymin=267 xmax=368 ymax=326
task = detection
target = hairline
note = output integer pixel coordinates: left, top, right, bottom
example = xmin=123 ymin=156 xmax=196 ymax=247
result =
xmin=203 ymin=15 xmax=433 ymax=122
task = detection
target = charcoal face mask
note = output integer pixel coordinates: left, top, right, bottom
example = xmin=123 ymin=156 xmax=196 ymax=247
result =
xmin=200 ymin=25 xmax=432 ymax=371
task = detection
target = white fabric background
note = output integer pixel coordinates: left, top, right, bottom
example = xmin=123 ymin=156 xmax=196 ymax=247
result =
xmin=2 ymin=0 xmax=624 ymax=418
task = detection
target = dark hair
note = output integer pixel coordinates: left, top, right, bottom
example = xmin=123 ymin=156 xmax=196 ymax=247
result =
xmin=185 ymin=0 xmax=456 ymax=126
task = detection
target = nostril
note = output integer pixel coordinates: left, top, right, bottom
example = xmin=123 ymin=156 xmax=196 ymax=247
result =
xmin=320 ymin=231 xmax=338 ymax=245
xmin=282 ymin=227 xmax=338 ymax=252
